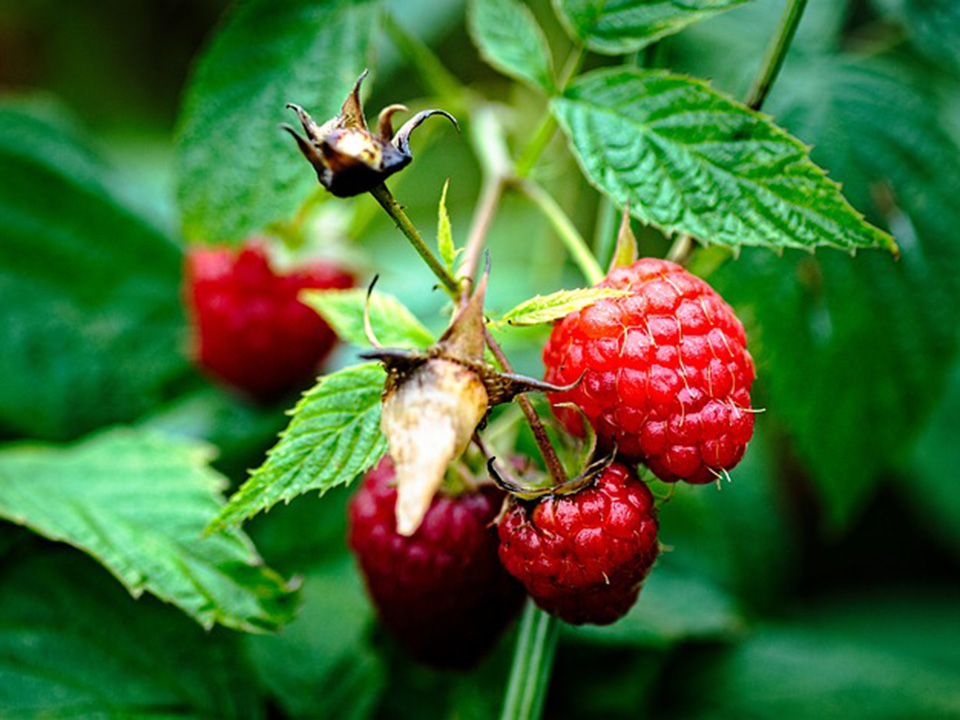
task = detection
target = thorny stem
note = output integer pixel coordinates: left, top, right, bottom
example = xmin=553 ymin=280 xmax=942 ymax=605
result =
xmin=745 ymin=0 xmax=810 ymax=111
xmin=369 ymin=184 xmax=461 ymax=296
xmin=517 ymin=179 xmax=605 ymax=285
xmin=500 ymin=601 xmax=560 ymax=720
xmin=484 ymin=327 xmax=570 ymax=486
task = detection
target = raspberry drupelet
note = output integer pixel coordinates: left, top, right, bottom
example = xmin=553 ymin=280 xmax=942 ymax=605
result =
xmin=542 ymin=258 xmax=755 ymax=484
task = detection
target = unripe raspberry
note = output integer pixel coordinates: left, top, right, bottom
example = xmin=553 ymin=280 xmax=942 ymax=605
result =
xmin=184 ymin=242 xmax=353 ymax=403
xmin=543 ymin=258 xmax=755 ymax=484
xmin=497 ymin=463 xmax=658 ymax=625
xmin=348 ymin=459 xmax=525 ymax=668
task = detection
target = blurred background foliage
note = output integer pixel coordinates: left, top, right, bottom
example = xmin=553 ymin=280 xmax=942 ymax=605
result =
xmin=1 ymin=0 xmax=959 ymax=717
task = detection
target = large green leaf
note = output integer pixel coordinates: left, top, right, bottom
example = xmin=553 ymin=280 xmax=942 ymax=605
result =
xmin=0 ymin=552 xmax=263 ymax=719
xmin=552 ymin=68 xmax=895 ymax=254
xmin=245 ymin=559 xmax=385 ymax=720
xmin=0 ymin=428 xmax=295 ymax=632
xmin=209 ymin=363 xmax=388 ymax=533
xmin=680 ymin=594 xmax=960 ymax=719
xmin=0 ymin=105 xmax=188 ymax=441
xmin=873 ymin=0 xmax=960 ymax=75
xmin=553 ymin=0 xmax=747 ymax=54
xmin=469 ymin=0 xmax=555 ymax=92
xmin=175 ymin=0 xmax=379 ymax=242
xmin=713 ymin=57 xmax=960 ymax=527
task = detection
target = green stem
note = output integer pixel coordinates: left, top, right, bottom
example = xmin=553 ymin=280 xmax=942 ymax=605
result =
xmin=515 ymin=116 xmax=557 ymax=179
xmin=369 ymin=184 xmax=461 ymax=296
xmin=518 ymin=180 xmax=605 ymax=285
xmin=500 ymin=602 xmax=560 ymax=720
xmin=744 ymin=0 xmax=810 ymax=111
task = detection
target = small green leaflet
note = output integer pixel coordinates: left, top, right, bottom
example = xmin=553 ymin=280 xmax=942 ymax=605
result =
xmin=553 ymin=0 xmax=747 ymax=54
xmin=552 ymin=69 xmax=896 ymax=255
xmin=208 ymin=363 xmax=388 ymax=534
xmin=0 ymin=429 xmax=295 ymax=632
xmin=469 ymin=0 xmax=556 ymax=92
xmin=498 ymin=287 xmax=629 ymax=326
xmin=437 ymin=179 xmax=459 ymax=275
xmin=301 ymin=288 xmax=433 ymax=349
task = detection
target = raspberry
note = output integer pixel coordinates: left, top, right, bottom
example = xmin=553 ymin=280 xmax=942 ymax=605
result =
xmin=497 ymin=463 xmax=658 ymax=625
xmin=184 ymin=241 xmax=353 ymax=403
xmin=348 ymin=459 xmax=525 ymax=668
xmin=543 ymin=258 xmax=755 ymax=484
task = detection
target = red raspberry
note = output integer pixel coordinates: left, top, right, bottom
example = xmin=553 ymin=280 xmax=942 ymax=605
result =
xmin=497 ymin=463 xmax=658 ymax=625
xmin=184 ymin=241 xmax=353 ymax=403
xmin=543 ymin=258 xmax=755 ymax=484
xmin=348 ymin=459 xmax=525 ymax=668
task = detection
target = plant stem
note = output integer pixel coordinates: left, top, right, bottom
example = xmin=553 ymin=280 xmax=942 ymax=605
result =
xmin=517 ymin=179 xmax=605 ymax=285
xmin=745 ymin=0 xmax=810 ymax=111
xmin=484 ymin=327 xmax=570 ymax=486
xmin=459 ymin=176 xmax=506 ymax=293
xmin=369 ymin=184 xmax=461 ymax=296
xmin=666 ymin=233 xmax=693 ymax=265
xmin=500 ymin=601 xmax=560 ymax=720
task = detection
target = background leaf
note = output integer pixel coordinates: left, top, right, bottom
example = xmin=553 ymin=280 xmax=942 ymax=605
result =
xmin=552 ymin=0 xmax=748 ymax=54
xmin=210 ymin=363 xmax=388 ymax=532
xmin=872 ymin=0 xmax=960 ymax=75
xmin=0 ymin=428 xmax=295 ymax=632
xmin=713 ymin=56 xmax=960 ymax=527
xmin=0 ymin=105 xmax=188 ymax=441
xmin=0 ymin=552 xmax=264 ymax=719
xmin=469 ymin=0 xmax=555 ymax=92
xmin=498 ymin=287 xmax=628 ymax=326
xmin=175 ymin=0 xmax=379 ymax=242
xmin=302 ymin=288 xmax=434 ymax=349
xmin=552 ymin=69 xmax=894 ymax=254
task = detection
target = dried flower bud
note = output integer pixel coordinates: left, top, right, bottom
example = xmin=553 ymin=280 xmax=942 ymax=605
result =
xmin=283 ymin=70 xmax=458 ymax=197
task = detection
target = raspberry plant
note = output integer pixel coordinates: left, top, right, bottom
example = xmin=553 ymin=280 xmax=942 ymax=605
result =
xmin=2 ymin=0 xmax=960 ymax=718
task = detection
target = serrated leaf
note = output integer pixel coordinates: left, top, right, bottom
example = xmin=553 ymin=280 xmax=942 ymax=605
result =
xmin=552 ymin=68 xmax=896 ymax=254
xmin=175 ymin=0 xmax=379 ymax=242
xmin=499 ymin=287 xmax=629 ymax=326
xmin=712 ymin=57 xmax=960 ymax=527
xmin=0 ymin=105 xmax=188 ymax=441
xmin=437 ymin=179 xmax=458 ymax=274
xmin=553 ymin=0 xmax=748 ymax=54
xmin=0 ymin=553 xmax=263 ymax=719
xmin=0 ymin=429 xmax=295 ymax=632
xmin=210 ymin=363 xmax=388 ymax=533
xmin=302 ymin=289 xmax=433 ymax=349
xmin=469 ymin=0 xmax=555 ymax=92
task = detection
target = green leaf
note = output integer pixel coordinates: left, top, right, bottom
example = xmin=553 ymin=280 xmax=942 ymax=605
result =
xmin=0 ymin=428 xmax=295 ymax=632
xmin=553 ymin=0 xmax=748 ymax=54
xmin=682 ymin=595 xmax=960 ymax=719
xmin=209 ymin=363 xmax=388 ymax=533
xmin=245 ymin=559 xmax=385 ymax=720
xmin=175 ymin=0 xmax=379 ymax=242
xmin=712 ymin=57 xmax=960 ymax=527
xmin=0 ymin=105 xmax=188 ymax=441
xmin=437 ymin=179 xmax=458 ymax=274
xmin=497 ymin=287 xmax=629 ymax=326
xmin=469 ymin=0 xmax=555 ymax=92
xmin=552 ymin=68 xmax=896 ymax=254
xmin=873 ymin=0 xmax=960 ymax=75
xmin=301 ymin=289 xmax=434 ymax=349
xmin=0 ymin=552 xmax=264 ymax=719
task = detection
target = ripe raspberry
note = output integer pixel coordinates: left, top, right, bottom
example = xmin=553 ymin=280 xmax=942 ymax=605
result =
xmin=348 ymin=459 xmax=525 ymax=668
xmin=184 ymin=241 xmax=353 ymax=403
xmin=497 ymin=463 xmax=658 ymax=625
xmin=543 ymin=258 xmax=755 ymax=484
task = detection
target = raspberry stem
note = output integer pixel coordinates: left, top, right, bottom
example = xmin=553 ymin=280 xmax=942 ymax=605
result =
xmin=745 ymin=0 xmax=810 ymax=111
xmin=500 ymin=601 xmax=559 ymax=720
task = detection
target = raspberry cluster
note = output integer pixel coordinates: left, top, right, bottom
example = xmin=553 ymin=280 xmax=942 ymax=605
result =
xmin=184 ymin=242 xmax=353 ymax=403
xmin=543 ymin=258 xmax=755 ymax=484
xmin=348 ymin=459 xmax=525 ymax=668
xmin=497 ymin=463 xmax=659 ymax=625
